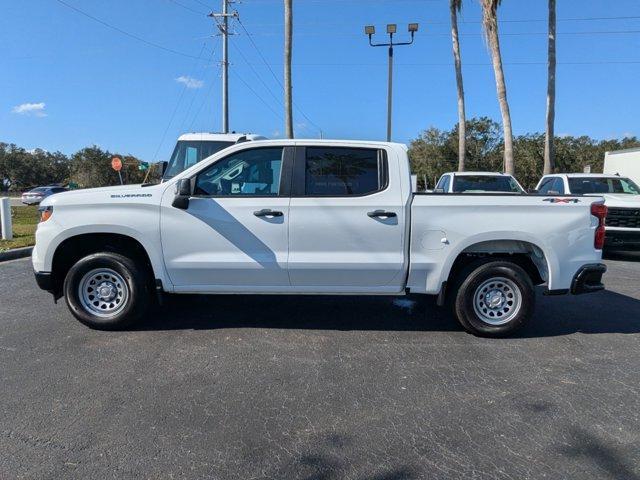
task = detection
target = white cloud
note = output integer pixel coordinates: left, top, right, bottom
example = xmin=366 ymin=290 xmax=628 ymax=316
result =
xmin=176 ymin=75 xmax=204 ymax=89
xmin=12 ymin=102 xmax=47 ymax=117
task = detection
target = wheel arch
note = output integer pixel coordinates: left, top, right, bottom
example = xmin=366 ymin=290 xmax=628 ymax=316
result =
xmin=49 ymin=230 xmax=166 ymax=298
xmin=443 ymin=236 xmax=556 ymax=291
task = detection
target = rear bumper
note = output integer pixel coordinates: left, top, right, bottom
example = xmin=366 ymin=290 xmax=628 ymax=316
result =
xmin=571 ymin=263 xmax=606 ymax=295
xmin=604 ymin=230 xmax=640 ymax=251
xmin=34 ymin=270 xmax=54 ymax=293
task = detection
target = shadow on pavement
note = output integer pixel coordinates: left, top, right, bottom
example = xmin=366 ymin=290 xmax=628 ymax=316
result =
xmin=604 ymin=251 xmax=640 ymax=262
xmin=131 ymin=288 xmax=640 ymax=338
xmin=558 ymin=426 xmax=640 ymax=480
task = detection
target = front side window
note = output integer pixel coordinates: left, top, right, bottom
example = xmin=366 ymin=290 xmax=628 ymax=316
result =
xmin=538 ymin=177 xmax=557 ymax=194
xmin=194 ymin=147 xmax=283 ymax=196
xmin=568 ymin=177 xmax=640 ymax=195
xmin=452 ymin=175 xmax=523 ymax=193
xmin=304 ymin=147 xmax=385 ymax=196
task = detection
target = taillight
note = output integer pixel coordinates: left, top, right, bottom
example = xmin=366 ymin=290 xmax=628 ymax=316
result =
xmin=591 ymin=203 xmax=607 ymax=250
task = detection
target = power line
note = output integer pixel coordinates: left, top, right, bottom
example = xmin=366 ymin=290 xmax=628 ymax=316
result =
xmin=231 ymin=42 xmax=284 ymax=111
xmin=236 ymin=60 xmax=640 ymax=67
xmin=242 ymin=15 xmax=640 ymax=28
xmin=54 ymin=0 xmax=204 ymax=59
xmin=151 ymin=43 xmax=212 ymax=163
xmin=190 ymin=0 xmax=215 ymax=9
xmin=166 ymin=0 xmax=208 ymax=16
xmin=231 ymin=70 xmax=284 ymax=121
xmin=237 ymin=18 xmax=323 ymax=135
xmin=188 ymin=78 xmax=218 ymax=131
xmin=237 ymin=29 xmax=640 ymax=38
xmin=180 ymin=48 xmax=218 ymax=131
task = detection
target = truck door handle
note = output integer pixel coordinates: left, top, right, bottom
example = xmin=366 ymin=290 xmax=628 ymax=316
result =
xmin=253 ymin=209 xmax=283 ymax=217
xmin=367 ymin=210 xmax=397 ymax=218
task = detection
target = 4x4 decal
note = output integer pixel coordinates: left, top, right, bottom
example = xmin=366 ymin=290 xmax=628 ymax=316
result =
xmin=543 ymin=198 xmax=580 ymax=204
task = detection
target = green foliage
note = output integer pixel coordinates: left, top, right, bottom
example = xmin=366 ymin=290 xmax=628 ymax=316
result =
xmin=69 ymin=147 xmax=147 ymax=188
xmin=0 ymin=143 xmax=70 ymax=192
xmin=0 ymin=143 xmax=154 ymax=192
xmin=408 ymin=118 xmax=640 ymax=189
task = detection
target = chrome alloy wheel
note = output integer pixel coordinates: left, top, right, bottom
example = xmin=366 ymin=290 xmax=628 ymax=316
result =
xmin=78 ymin=268 xmax=129 ymax=318
xmin=472 ymin=276 xmax=522 ymax=326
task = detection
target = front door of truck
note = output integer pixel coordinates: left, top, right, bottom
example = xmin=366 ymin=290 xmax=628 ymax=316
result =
xmin=287 ymin=145 xmax=406 ymax=293
xmin=160 ymin=146 xmax=292 ymax=290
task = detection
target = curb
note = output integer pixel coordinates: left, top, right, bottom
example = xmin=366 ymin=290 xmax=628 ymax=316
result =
xmin=0 ymin=246 xmax=33 ymax=263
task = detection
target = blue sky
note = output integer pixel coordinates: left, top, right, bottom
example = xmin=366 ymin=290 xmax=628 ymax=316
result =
xmin=1 ymin=0 xmax=639 ymax=161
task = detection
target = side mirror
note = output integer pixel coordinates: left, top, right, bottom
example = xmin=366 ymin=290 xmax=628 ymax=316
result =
xmin=172 ymin=178 xmax=193 ymax=209
xmin=160 ymin=161 xmax=168 ymax=177
xmin=527 ymin=188 xmax=538 ymax=194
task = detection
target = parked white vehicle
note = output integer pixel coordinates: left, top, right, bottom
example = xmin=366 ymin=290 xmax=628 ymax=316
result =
xmin=604 ymin=147 xmax=640 ymax=186
xmin=536 ymin=173 xmax=640 ymax=251
xmin=33 ymin=140 xmax=607 ymax=337
xmin=435 ymin=172 xmax=525 ymax=194
xmin=162 ymin=132 xmax=267 ymax=180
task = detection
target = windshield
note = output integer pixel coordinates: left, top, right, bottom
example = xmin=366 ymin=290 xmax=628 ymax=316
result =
xmin=163 ymin=140 xmax=235 ymax=179
xmin=568 ymin=177 xmax=640 ymax=195
xmin=452 ymin=175 xmax=523 ymax=193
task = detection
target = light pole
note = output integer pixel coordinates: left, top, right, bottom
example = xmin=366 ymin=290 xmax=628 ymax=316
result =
xmin=365 ymin=23 xmax=419 ymax=142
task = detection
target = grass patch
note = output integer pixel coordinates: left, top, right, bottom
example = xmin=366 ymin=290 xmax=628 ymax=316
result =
xmin=0 ymin=206 xmax=40 ymax=252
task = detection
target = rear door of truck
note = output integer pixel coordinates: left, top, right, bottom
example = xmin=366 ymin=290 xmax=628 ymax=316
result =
xmin=287 ymin=144 xmax=407 ymax=292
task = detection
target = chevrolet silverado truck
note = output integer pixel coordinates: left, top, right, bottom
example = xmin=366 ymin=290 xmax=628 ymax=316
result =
xmin=536 ymin=173 xmax=640 ymax=251
xmin=33 ymin=140 xmax=607 ymax=337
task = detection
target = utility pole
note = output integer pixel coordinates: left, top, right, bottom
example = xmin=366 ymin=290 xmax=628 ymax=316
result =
xmin=209 ymin=1 xmax=238 ymax=134
xmin=365 ymin=23 xmax=419 ymax=142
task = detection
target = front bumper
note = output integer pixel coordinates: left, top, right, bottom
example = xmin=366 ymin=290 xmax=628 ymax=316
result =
xmin=571 ymin=263 xmax=606 ymax=295
xmin=604 ymin=230 xmax=640 ymax=251
xmin=34 ymin=270 xmax=54 ymax=293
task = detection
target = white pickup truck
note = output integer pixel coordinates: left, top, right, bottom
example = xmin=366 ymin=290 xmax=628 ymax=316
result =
xmin=536 ymin=173 xmax=640 ymax=251
xmin=33 ymin=140 xmax=607 ymax=337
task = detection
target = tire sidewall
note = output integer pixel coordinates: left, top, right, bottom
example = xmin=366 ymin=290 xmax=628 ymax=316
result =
xmin=64 ymin=253 xmax=145 ymax=329
xmin=455 ymin=262 xmax=535 ymax=337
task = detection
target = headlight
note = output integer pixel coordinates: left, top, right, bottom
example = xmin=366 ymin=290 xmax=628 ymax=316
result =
xmin=38 ymin=205 xmax=53 ymax=222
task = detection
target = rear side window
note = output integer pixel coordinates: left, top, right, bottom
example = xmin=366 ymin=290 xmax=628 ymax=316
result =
xmin=304 ymin=147 xmax=386 ymax=196
xmin=452 ymin=175 xmax=522 ymax=193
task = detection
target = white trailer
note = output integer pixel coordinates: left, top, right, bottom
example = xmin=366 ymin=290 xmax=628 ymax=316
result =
xmin=604 ymin=147 xmax=640 ymax=185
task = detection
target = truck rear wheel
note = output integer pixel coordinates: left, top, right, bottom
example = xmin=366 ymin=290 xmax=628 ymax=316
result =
xmin=452 ymin=260 xmax=535 ymax=337
xmin=63 ymin=252 xmax=150 ymax=330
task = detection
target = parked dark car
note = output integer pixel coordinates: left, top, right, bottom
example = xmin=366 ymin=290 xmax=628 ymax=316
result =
xmin=21 ymin=186 xmax=68 ymax=205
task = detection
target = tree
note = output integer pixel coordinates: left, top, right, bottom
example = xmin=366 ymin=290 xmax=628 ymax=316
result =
xmin=480 ymin=0 xmax=515 ymax=174
xmin=450 ymin=0 xmax=467 ymax=171
xmin=284 ymin=0 xmax=294 ymax=139
xmin=543 ymin=0 xmax=557 ymax=174
xmin=0 ymin=143 xmax=70 ymax=192
xmin=408 ymin=118 xmax=640 ymax=190
xmin=69 ymin=146 xmax=147 ymax=188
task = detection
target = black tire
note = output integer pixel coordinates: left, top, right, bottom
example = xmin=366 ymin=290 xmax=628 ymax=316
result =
xmin=452 ymin=260 xmax=535 ymax=338
xmin=63 ymin=252 xmax=150 ymax=330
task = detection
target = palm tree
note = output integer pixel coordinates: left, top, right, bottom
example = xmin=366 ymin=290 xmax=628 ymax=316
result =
xmin=450 ymin=0 xmax=466 ymax=171
xmin=543 ymin=0 xmax=556 ymax=174
xmin=480 ymin=0 xmax=514 ymax=174
xmin=284 ymin=0 xmax=294 ymax=139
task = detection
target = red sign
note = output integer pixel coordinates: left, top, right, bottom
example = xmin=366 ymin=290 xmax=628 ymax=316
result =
xmin=111 ymin=157 xmax=122 ymax=172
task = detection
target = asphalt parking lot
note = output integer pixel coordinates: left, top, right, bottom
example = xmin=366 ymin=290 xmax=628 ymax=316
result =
xmin=1 ymin=256 xmax=640 ymax=479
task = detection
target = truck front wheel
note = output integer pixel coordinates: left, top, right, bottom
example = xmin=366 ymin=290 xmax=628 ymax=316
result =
xmin=452 ymin=260 xmax=535 ymax=337
xmin=63 ymin=252 xmax=150 ymax=330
